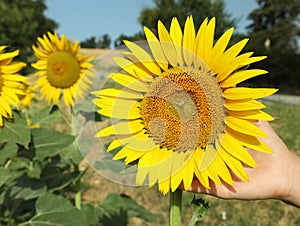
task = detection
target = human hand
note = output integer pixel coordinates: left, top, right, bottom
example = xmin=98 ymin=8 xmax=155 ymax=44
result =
xmin=180 ymin=120 xmax=300 ymax=208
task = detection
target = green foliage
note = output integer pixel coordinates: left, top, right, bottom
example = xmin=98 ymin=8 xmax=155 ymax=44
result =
xmin=247 ymin=0 xmax=300 ymax=53
xmin=114 ymin=0 xmax=239 ymax=46
xmin=245 ymin=0 xmax=300 ymax=94
xmin=81 ymin=34 xmax=112 ymax=49
xmin=189 ymin=196 xmax=210 ymax=225
xmin=21 ymin=193 xmax=89 ymax=226
xmin=0 ymin=0 xmax=58 ymax=71
xmin=138 ymin=0 xmax=236 ymax=38
xmin=0 ymin=107 xmax=157 ymax=225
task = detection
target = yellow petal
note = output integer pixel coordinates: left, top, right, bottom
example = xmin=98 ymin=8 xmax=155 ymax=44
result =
xmin=202 ymin=17 xmax=215 ymax=62
xmin=96 ymin=120 xmax=144 ymax=137
xmin=226 ymin=127 xmax=272 ymax=153
xmin=210 ymin=154 xmax=233 ymax=185
xmin=199 ymin=145 xmax=218 ymax=171
xmin=223 ymin=88 xmax=278 ymax=100
xmin=221 ymin=133 xmax=257 ymax=168
xmin=227 ymin=109 xmax=274 ymax=121
xmin=182 ymin=16 xmax=196 ymax=66
xmin=108 ymin=73 xmax=148 ymax=92
xmin=212 ymin=39 xmax=249 ymax=73
xmin=92 ymin=88 xmax=144 ymax=99
xmin=63 ymin=88 xmax=74 ymax=106
xmin=108 ymin=131 xmax=149 ymax=152
xmin=181 ymin=152 xmax=195 ymax=190
xmin=116 ymin=54 xmax=154 ymax=81
xmin=0 ymin=50 xmax=19 ymax=62
xmin=0 ymin=46 xmax=7 ymax=52
xmin=37 ymin=36 xmax=51 ymax=52
xmin=207 ymin=27 xmax=234 ymax=66
xmin=95 ymin=98 xmax=141 ymax=119
xmin=192 ymin=148 xmax=213 ymax=188
xmin=113 ymin=146 xmax=145 ymax=164
xmin=123 ymin=40 xmax=161 ymax=75
xmin=218 ymin=147 xmax=248 ymax=181
xmin=170 ymin=17 xmax=184 ymax=66
xmin=1 ymin=62 xmax=26 ymax=74
xmin=136 ymin=150 xmax=156 ymax=186
xmin=216 ymin=52 xmax=253 ymax=82
xmin=157 ymin=21 xmax=178 ymax=67
xmin=144 ymin=26 xmax=169 ymax=71
xmin=225 ymin=99 xmax=266 ymax=111
xmin=170 ymin=152 xmax=184 ymax=192
xmin=221 ymin=69 xmax=268 ymax=88
xmin=0 ymin=97 xmax=12 ymax=116
xmin=195 ymin=18 xmax=208 ymax=61
xmin=226 ymin=116 xmax=267 ymax=137
xmin=126 ymin=137 xmax=157 ymax=152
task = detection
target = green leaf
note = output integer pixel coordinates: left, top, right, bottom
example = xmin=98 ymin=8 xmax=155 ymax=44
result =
xmin=0 ymin=142 xmax=19 ymax=165
xmin=101 ymin=193 xmax=158 ymax=223
xmin=29 ymin=105 xmax=63 ymax=127
xmin=0 ymin=111 xmax=31 ymax=147
xmin=10 ymin=175 xmax=46 ymax=200
xmin=98 ymin=206 xmax=128 ymax=226
xmin=94 ymin=153 xmax=126 ymax=174
xmin=188 ymin=195 xmax=210 ymax=226
xmin=0 ymin=167 xmax=10 ymax=187
xmin=81 ymin=204 xmax=102 ymax=225
xmin=60 ymin=143 xmax=83 ymax=165
xmin=31 ymin=128 xmax=75 ymax=160
xmin=23 ymin=193 xmax=89 ymax=226
xmin=27 ymin=161 xmax=42 ymax=179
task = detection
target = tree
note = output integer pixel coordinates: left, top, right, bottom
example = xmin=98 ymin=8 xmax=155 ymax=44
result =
xmin=0 ymin=0 xmax=58 ymax=71
xmin=97 ymin=34 xmax=111 ymax=49
xmin=247 ymin=0 xmax=300 ymax=53
xmin=138 ymin=0 xmax=236 ymax=39
xmin=80 ymin=36 xmax=98 ymax=48
xmin=81 ymin=34 xmax=112 ymax=49
xmin=245 ymin=0 xmax=300 ymax=93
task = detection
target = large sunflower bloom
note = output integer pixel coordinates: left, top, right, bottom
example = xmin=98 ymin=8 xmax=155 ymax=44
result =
xmin=93 ymin=16 xmax=277 ymax=194
xmin=0 ymin=46 xmax=27 ymax=127
xmin=32 ymin=32 xmax=95 ymax=106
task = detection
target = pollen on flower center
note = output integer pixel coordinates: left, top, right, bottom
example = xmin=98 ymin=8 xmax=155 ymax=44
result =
xmin=141 ymin=68 xmax=226 ymax=152
xmin=46 ymin=51 xmax=80 ymax=88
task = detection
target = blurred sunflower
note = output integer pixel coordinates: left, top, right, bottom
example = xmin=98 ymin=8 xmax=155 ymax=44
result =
xmin=0 ymin=46 xmax=27 ymax=127
xmin=93 ymin=16 xmax=277 ymax=194
xmin=32 ymin=32 xmax=95 ymax=106
xmin=18 ymin=80 xmax=36 ymax=108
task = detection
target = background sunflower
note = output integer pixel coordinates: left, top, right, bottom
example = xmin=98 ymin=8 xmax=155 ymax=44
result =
xmin=0 ymin=46 xmax=27 ymax=127
xmin=32 ymin=32 xmax=95 ymax=106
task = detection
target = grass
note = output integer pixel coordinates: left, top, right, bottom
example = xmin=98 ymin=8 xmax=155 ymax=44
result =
xmin=81 ymin=100 xmax=300 ymax=226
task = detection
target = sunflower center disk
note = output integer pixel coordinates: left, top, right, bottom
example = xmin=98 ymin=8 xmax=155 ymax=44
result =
xmin=46 ymin=51 xmax=80 ymax=88
xmin=141 ymin=68 xmax=226 ymax=152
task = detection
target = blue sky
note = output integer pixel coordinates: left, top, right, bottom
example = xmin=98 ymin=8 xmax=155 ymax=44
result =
xmin=45 ymin=0 xmax=258 ymax=44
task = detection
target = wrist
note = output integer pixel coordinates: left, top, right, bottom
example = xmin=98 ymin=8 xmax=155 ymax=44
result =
xmin=281 ymin=151 xmax=300 ymax=208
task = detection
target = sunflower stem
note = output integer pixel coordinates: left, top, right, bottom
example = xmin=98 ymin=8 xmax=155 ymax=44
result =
xmin=169 ymin=189 xmax=182 ymax=226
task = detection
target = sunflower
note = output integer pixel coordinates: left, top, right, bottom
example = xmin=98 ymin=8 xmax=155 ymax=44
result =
xmin=32 ymin=32 xmax=95 ymax=106
xmin=93 ymin=16 xmax=277 ymax=194
xmin=0 ymin=46 xmax=27 ymax=127
xmin=18 ymin=79 xmax=36 ymax=108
